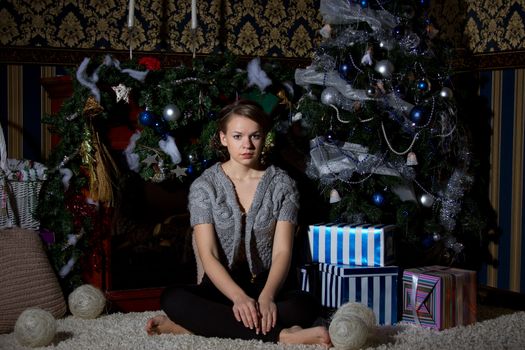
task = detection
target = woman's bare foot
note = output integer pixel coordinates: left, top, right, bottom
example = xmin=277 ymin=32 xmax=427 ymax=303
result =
xmin=279 ymin=325 xmax=332 ymax=347
xmin=145 ymin=314 xmax=192 ymax=336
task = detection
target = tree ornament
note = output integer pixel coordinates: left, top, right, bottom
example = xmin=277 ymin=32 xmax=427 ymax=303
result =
xmin=374 ymin=60 xmax=394 ymax=77
xmin=162 ymin=104 xmax=181 ymax=121
xmin=366 ymin=85 xmax=377 ymax=98
xmin=186 ymin=164 xmax=195 ymax=175
xmin=173 ymin=165 xmax=188 ymax=178
xmin=419 ymin=0 xmax=430 ymax=7
xmin=409 ymin=105 xmax=428 ymax=126
xmin=433 ymin=232 xmax=441 ymax=241
xmin=416 ymin=78 xmax=431 ymax=93
xmin=359 ymin=0 xmax=369 ymax=9
xmin=319 ymin=24 xmax=332 ymax=39
xmin=111 ymin=83 xmax=131 ymax=103
xmin=138 ymin=110 xmax=156 ymax=127
xmin=14 ymin=308 xmax=56 ymax=347
xmin=406 ymin=151 xmax=418 ymax=165
xmin=338 ymin=60 xmax=355 ymax=82
xmin=439 ymin=87 xmax=453 ymax=99
xmin=321 ymin=87 xmax=340 ymax=105
xmin=361 ymin=47 xmax=373 ymax=66
xmin=82 ymin=96 xmax=104 ymax=118
xmin=372 ymin=192 xmax=385 ymax=206
xmin=420 ymin=193 xmax=434 ymax=208
xmin=329 ymin=188 xmax=341 ymax=203
xmin=379 ymin=38 xmax=395 ymax=50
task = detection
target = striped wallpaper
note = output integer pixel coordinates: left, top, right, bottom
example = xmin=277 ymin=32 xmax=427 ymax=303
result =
xmin=478 ymin=68 xmax=525 ymax=292
xmin=2 ymin=63 xmax=525 ymax=292
xmin=0 ymin=64 xmax=65 ymax=162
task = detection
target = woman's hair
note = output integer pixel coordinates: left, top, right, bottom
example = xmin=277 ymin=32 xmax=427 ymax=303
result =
xmin=216 ymin=99 xmax=271 ymax=134
xmin=211 ymin=99 xmax=272 ymax=160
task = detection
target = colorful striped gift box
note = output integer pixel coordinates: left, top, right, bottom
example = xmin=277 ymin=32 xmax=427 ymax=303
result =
xmin=300 ymin=263 xmax=400 ymax=325
xmin=401 ymin=266 xmax=477 ymax=330
xmin=308 ymin=223 xmax=396 ymax=266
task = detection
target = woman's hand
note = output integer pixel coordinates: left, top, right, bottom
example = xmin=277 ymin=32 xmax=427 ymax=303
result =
xmin=257 ymin=295 xmax=277 ymax=335
xmin=232 ymin=293 xmax=260 ymax=332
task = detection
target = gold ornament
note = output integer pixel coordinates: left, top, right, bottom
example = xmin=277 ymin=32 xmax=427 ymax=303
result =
xmin=80 ymin=122 xmax=119 ymax=205
xmin=82 ymin=96 xmax=104 ymax=118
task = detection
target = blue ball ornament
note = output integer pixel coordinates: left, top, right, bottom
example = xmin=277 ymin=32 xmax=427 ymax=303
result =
xmin=416 ymin=78 xmax=431 ymax=93
xmin=186 ymin=164 xmax=194 ymax=175
xmin=139 ymin=110 xmax=156 ymax=127
xmin=360 ymin=0 xmax=369 ymax=8
xmin=419 ymin=0 xmax=430 ymax=7
xmin=409 ymin=105 xmax=429 ymax=126
xmin=338 ymin=61 xmax=355 ymax=82
xmin=421 ymin=235 xmax=434 ymax=248
xmin=372 ymin=192 xmax=385 ymax=206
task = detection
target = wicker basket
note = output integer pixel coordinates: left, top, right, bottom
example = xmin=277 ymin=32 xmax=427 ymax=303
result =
xmin=0 ymin=124 xmax=45 ymax=230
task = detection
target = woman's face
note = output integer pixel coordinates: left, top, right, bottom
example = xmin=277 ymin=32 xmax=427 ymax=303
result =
xmin=220 ymin=114 xmax=265 ymax=167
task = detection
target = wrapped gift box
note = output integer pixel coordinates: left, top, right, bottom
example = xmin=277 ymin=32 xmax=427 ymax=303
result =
xmin=401 ymin=266 xmax=477 ymax=330
xmin=308 ymin=223 xmax=396 ymax=266
xmin=300 ymin=263 xmax=400 ymax=325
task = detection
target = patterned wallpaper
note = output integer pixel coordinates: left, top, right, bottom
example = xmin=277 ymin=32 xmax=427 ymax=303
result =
xmin=465 ymin=0 xmax=525 ymax=53
xmin=0 ymin=0 xmax=322 ymax=59
xmin=0 ymin=0 xmax=524 ymax=63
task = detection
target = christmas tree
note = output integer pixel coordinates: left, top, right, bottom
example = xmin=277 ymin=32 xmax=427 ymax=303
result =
xmin=290 ymin=0 xmax=493 ymax=269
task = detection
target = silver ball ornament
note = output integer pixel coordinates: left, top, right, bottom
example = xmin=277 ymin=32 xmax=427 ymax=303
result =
xmin=163 ymin=104 xmax=181 ymax=121
xmin=420 ymin=193 xmax=434 ymax=208
xmin=321 ymin=87 xmax=340 ymax=105
xmin=375 ymin=59 xmax=395 ymax=77
xmin=439 ymin=87 xmax=453 ymax=99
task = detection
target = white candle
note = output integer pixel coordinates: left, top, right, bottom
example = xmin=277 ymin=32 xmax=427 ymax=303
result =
xmin=191 ymin=0 xmax=197 ymax=29
xmin=128 ymin=0 xmax=135 ymax=28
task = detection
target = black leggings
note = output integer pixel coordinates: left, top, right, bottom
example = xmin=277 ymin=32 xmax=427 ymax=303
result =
xmin=160 ymin=270 xmax=321 ymax=342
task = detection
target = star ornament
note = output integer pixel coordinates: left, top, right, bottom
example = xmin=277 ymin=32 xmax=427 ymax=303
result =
xmin=112 ymin=83 xmax=131 ymax=103
xmin=172 ymin=165 xmax=187 ymax=178
xmin=142 ymin=154 xmax=158 ymax=166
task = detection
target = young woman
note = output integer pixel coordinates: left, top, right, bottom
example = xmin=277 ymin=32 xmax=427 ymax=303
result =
xmin=145 ymin=100 xmax=331 ymax=346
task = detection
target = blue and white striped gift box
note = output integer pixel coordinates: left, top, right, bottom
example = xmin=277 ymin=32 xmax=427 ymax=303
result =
xmin=308 ymin=223 xmax=396 ymax=266
xmin=301 ymin=263 xmax=400 ymax=325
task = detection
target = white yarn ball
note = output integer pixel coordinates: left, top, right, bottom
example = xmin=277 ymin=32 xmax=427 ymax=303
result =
xmin=337 ymin=302 xmax=377 ymax=328
xmin=329 ymin=313 xmax=368 ymax=350
xmin=68 ymin=284 xmax=106 ymax=319
xmin=14 ymin=308 xmax=56 ymax=347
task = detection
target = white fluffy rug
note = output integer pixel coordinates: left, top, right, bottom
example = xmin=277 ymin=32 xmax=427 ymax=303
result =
xmin=1 ymin=310 xmax=525 ymax=350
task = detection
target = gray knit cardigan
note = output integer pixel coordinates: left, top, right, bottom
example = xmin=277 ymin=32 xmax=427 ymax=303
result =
xmin=188 ymin=163 xmax=299 ymax=277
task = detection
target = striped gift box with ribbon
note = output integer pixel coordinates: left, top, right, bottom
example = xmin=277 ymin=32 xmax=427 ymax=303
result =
xmin=401 ymin=266 xmax=477 ymax=330
xmin=300 ymin=263 xmax=400 ymax=325
xmin=308 ymin=223 xmax=396 ymax=266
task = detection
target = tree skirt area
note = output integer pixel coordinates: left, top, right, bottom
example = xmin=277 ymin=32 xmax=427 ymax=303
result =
xmin=1 ymin=310 xmax=525 ymax=350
